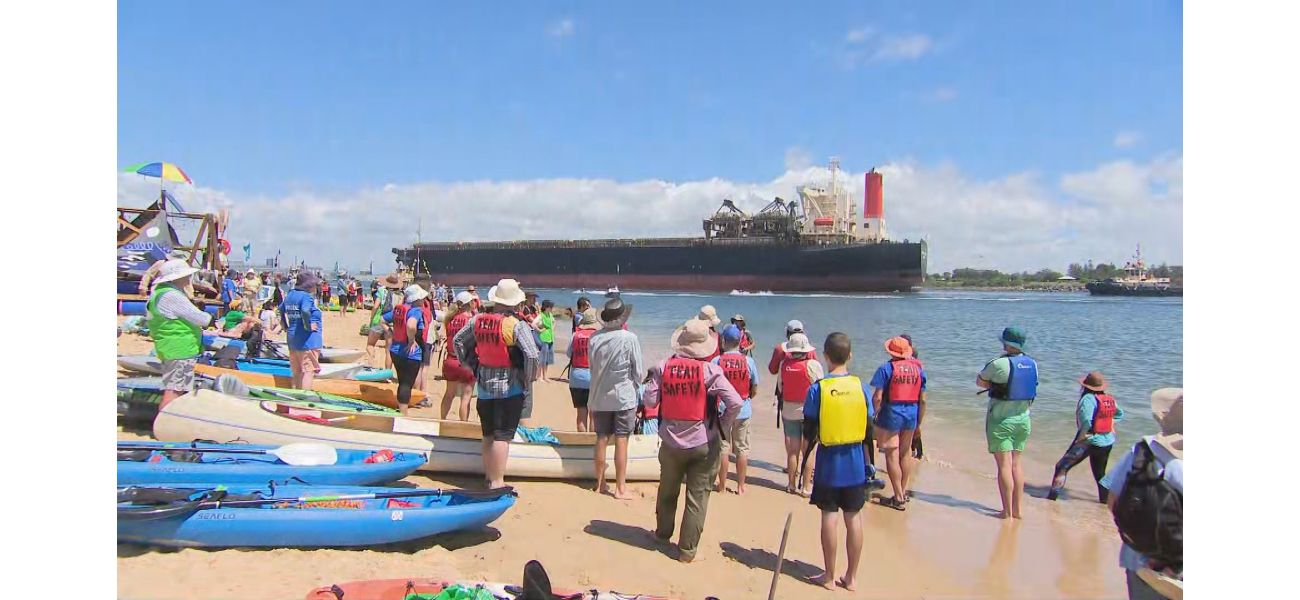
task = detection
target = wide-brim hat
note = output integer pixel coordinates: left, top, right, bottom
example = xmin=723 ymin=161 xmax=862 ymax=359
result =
xmin=1080 ymin=371 xmax=1108 ymax=392
xmin=155 ymin=259 xmax=199 ymax=284
xmin=783 ymin=332 xmax=815 ymax=354
xmin=600 ymin=298 xmax=633 ymax=326
xmin=488 ymin=278 xmax=526 ymax=307
xmin=1000 ymin=326 xmax=1027 ymax=351
xmin=884 ymin=336 xmax=913 ymax=359
xmin=578 ymin=307 xmax=602 ymax=329
xmin=404 ymin=284 xmax=429 ymax=303
xmin=672 ymin=318 xmax=719 ymax=360
xmin=697 ymin=305 xmax=722 ymax=327
xmin=295 ymin=272 xmax=321 ymax=290
xmin=382 ymin=273 xmax=404 ymax=289
xmin=1151 ymin=387 xmax=1183 ymax=459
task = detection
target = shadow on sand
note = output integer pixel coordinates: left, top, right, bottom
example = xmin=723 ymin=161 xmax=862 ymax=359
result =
xmin=583 ymin=519 xmax=675 ymax=559
xmin=719 ymin=541 xmax=824 ymax=583
xmin=909 ymin=490 xmax=1003 ymax=517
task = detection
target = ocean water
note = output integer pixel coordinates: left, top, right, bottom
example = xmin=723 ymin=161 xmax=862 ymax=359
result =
xmin=533 ymin=287 xmax=1182 ymax=463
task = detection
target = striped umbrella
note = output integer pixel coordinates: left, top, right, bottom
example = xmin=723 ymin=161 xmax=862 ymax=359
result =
xmin=122 ymin=162 xmax=193 ymax=185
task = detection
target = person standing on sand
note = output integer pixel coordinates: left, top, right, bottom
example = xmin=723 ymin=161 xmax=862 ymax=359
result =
xmin=869 ymin=336 xmax=927 ymax=511
xmin=414 ymin=285 xmax=436 ymax=398
xmin=242 ymin=269 xmax=261 ymax=309
xmin=1048 ymin=371 xmax=1124 ymax=502
xmin=643 ymin=318 xmax=743 ymax=563
xmin=770 ymin=320 xmax=819 ymax=413
xmin=976 ymin=326 xmax=1038 ymax=519
xmin=453 ymin=278 xmax=539 ymax=489
xmin=439 ymin=291 xmax=478 ymax=420
xmin=572 ymin=297 xmax=591 ymax=333
xmin=712 ymin=324 xmax=759 ymax=495
xmin=780 ymin=332 xmax=823 ymax=495
xmin=1101 ymin=388 xmax=1182 ymax=600
xmin=567 ymin=308 xmax=601 ymax=432
xmin=801 ymin=332 xmax=874 ymax=591
xmin=588 ymin=298 xmax=644 ymax=498
xmin=146 ymin=259 xmax=212 ymax=410
xmin=730 ymin=314 xmax=755 ymax=356
xmin=365 ymin=274 xmax=402 ymax=369
xmin=280 ymin=272 xmax=324 ymax=391
xmin=537 ymin=299 xmax=556 ymax=382
xmin=383 ymin=284 xmax=430 ymax=416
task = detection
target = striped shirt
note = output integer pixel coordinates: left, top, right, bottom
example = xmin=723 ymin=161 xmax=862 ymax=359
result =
xmin=154 ymin=284 xmax=213 ymax=328
xmin=452 ymin=312 xmax=539 ymax=400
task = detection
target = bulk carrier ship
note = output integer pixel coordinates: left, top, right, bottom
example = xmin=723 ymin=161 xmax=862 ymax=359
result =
xmin=393 ymin=160 xmax=927 ymax=293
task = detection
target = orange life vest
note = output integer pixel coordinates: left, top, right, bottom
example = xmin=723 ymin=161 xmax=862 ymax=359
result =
xmin=570 ymin=328 xmax=595 ymax=369
xmin=717 ymin=353 xmax=751 ymax=400
xmin=473 ymin=313 xmax=512 ymax=368
xmin=884 ymin=358 xmax=923 ymax=404
xmin=660 ymin=356 xmax=706 ymax=421
xmin=780 ymin=356 xmax=813 ymax=403
xmin=1090 ymin=393 xmax=1118 ymax=435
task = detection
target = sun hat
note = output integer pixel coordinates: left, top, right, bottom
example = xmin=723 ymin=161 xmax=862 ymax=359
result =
xmin=294 ymin=271 xmax=320 ymax=291
xmin=1000 ymin=326 xmax=1027 ymax=351
xmin=382 ymin=273 xmax=404 ymax=289
xmin=404 ymin=284 xmax=429 ymax=303
xmin=671 ymin=318 xmax=719 ymax=360
xmin=783 ymin=333 xmax=815 ymax=354
xmin=455 ymin=291 xmax=474 ymax=305
xmin=1079 ymin=371 xmax=1108 ymax=392
xmin=578 ymin=308 xmax=602 ymax=330
xmin=154 ymin=259 xmax=199 ymax=284
xmin=487 ymin=278 xmax=526 ymax=307
xmin=600 ymin=298 xmax=633 ymax=325
xmin=785 ymin=320 xmax=804 ymax=336
xmin=884 ymin=336 xmax=913 ymax=359
xmin=697 ymin=305 xmax=722 ymax=327
xmin=721 ymin=324 xmax=743 ymax=344
xmin=1150 ymin=388 xmax=1183 ymax=459
xmin=731 ymin=314 xmax=746 ymax=323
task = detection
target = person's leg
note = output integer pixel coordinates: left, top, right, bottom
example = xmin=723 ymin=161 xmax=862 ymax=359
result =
xmin=716 ymin=434 xmax=732 ymax=493
xmin=394 ymin=355 xmax=418 ymax=416
xmin=734 ymin=419 xmax=750 ymax=495
xmin=783 ymin=428 xmax=800 ymax=492
xmin=301 ymin=349 xmax=319 ymax=391
xmin=842 ymin=509 xmax=863 ymax=590
xmin=439 ymin=381 xmax=457 ymax=419
xmin=476 ymin=397 xmax=496 ymax=487
xmin=1011 ymin=450 xmax=1025 ymax=519
xmin=898 ymin=428 xmax=916 ymax=498
xmin=486 ymin=439 xmax=510 ymax=489
xmin=594 ymin=432 xmax=611 ymax=494
xmin=880 ymin=428 xmax=904 ymax=501
xmin=799 ymin=436 xmax=814 ymax=494
xmin=613 ymin=434 xmax=630 ymax=499
xmin=655 ymin=444 xmax=688 ymax=542
xmin=1089 ymin=444 xmax=1113 ymax=503
xmin=816 ymin=510 xmax=838 ymax=589
xmin=676 ymin=438 xmax=720 ymax=561
xmin=1048 ymin=439 xmax=1090 ymax=500
xmin=289 ymin=350 xmax=304 ymax=389
xmin=993 ymin=451 xmax=1013 ymax=519
xmin=577 ymin=406 xmax=589 ymax=432
xmin=485 ymin=395 xmax=523 ymax=489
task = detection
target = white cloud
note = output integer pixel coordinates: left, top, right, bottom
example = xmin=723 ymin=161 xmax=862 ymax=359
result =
xmin=921 ymin=86 xmax=957 ymax=103
xmin=1113 ymin=130 xmax=1142 ymax=148
xmin=845 ymin=27 xmax=874 ymax=43
xmin=872 ymin=33 xmax=933 ymax=61
xmin=839 ymin=27 xmax=936 ymax=68
xmin=547 ymin=18 xmax=575 ymax=38
xmin=118 ymin=156 xmax=1182 ymax=274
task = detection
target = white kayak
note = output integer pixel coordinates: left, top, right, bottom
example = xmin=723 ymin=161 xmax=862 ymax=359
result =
xmin=153 ymin=389 xmax=663 ymax=481
xmin=205 ymin=337 xmax=367 ymax=363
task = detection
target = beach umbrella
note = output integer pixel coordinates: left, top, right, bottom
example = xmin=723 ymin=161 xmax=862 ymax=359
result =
xmin=123 ymin=161 xmax=193 ymax=185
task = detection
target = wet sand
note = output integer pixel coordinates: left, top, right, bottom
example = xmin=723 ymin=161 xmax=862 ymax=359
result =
xmin=117 ymin=309 xmax=1127 ymax=599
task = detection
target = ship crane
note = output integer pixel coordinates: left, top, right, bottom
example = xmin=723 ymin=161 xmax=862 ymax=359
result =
xmin=752 ymin=197 xmax=803 ymax=240
xmin=702 ymin=199 xmax=751 ymax=239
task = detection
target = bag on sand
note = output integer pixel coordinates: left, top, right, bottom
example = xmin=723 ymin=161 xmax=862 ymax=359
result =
xmin=1113 ymin=441 xmax=1183 ymax=572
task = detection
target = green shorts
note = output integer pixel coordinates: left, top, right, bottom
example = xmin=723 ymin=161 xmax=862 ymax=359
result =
xmin=986 ymin=411 xmax=1031 ymax=453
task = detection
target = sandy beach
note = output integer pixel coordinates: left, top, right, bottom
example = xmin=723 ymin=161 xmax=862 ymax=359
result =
xmin=118 ymin=309 xmax=1127 ymax=599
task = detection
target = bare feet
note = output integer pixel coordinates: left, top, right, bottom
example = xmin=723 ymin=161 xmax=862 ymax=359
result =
xmin=715 ymin=481 xmax=726 ymax=493
xmin=811 ymin=574 xmax=835 ymax=590
xmin=836 ymin=577 xmax=857 ymax=591
xmin=735 ymin=485 xmax=746 ymax=496
xmin=596 ymin=483 xmax=609 ymax=495
xmin=611 ymin=489 xmax=632 ymax=500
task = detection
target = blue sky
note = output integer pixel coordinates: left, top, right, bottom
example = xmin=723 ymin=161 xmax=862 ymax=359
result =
xmin=118 ymin=1 xmax=1182 ymax=271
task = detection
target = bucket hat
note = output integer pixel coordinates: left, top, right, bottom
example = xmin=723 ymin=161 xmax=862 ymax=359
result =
xmin=671 ymin=318 xmax=719 ymax=360
xmin=154 ymin=259 xmax=199 ymax=284
xmin=488 ymin=279 xmax=526 ymax=307
xmin=885 ymin=336 xmax=913 ymax=359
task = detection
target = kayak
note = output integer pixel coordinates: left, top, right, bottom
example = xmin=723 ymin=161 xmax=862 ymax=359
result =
xmin=117 ymin=441 xmax=424 ymax=485
xmin=118 ymin=483 xmax=516 ymax=548
xmin=117 ymin=376 xmax=397 ymax=424
xmin=202 ymin=335 xmax=367 ymax=363
xmin=117 ymin=354 xmax=372 ymax=380
xmin=154 ymin=390 xmax=662 ymax=480
xmin=305 ymin=578 xmax=676 ymax=599
xmin=118 ymin=299 xmax=220 ymax=318
xmin=190 ymin=364 xmax=425 ymax=408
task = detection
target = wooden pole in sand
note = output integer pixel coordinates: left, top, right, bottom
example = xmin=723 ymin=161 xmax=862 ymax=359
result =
xmin=768 ymin=511 xmax=793 ymax=600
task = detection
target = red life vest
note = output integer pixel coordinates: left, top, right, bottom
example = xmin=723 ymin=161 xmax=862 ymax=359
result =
xmin=660 ymin=356 xmax=706 ymax=421
xmin=390 ymin=304 xmax=425 ymax=346
xmin=446 ymin=311 xmax=472 ymax=346
xmin=473 ymin=313 xmax=512 ymax=368
xmin=704 ymin=332 xmax=721 ymax=362
xmin=885 ymin=358 xmax=923 ymax=404
xmin=420 ymin=304 xmax=434 ymax=342
xmin=570 ymin=329 xmax=595 ymax=369
xmin=717 ymin=353 xmax=751 ymax=400
xmin=780 ymin=356 xmax=813 ymax=403
xmin=1090 ymin=393 xmax=1118 ymax=434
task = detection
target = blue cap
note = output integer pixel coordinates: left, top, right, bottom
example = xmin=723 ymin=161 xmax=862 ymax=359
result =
xmin=721 ymin=324 xmax=743 ymax=344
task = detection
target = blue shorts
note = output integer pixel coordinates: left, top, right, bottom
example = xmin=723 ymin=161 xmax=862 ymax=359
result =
xmin=876 ymin=402 xmax=920 ymax=432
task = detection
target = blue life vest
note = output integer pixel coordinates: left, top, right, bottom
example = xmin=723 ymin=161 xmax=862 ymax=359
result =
xmin=998 ymin=354 xmax=1038 ymax=401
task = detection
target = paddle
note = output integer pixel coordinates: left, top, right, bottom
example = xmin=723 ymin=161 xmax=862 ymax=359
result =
xmin=118 ymin=486 xmax=516 ymax=522
xmin=768 ymin=511 xmax=793 ymax=600
xmin=115 ymin=442 xmax=339 ymax=466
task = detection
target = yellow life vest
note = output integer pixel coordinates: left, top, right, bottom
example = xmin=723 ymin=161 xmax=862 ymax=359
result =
xmin=818 ymin=375 xmax=868 ymax=446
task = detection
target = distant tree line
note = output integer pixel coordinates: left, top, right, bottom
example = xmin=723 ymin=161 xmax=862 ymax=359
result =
xmin=929 ymin=262 xmax=1182 ymax=287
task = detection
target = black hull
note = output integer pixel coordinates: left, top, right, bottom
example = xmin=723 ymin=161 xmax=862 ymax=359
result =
xmin=1085 ymin=282 xmax=1183 ymax=297
xmin=394 ymin=240 xmax=926 ymax=293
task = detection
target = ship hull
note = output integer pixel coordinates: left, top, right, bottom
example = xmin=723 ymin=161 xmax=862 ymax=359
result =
xmin=396 ymin=240 xmax=926 ymax=293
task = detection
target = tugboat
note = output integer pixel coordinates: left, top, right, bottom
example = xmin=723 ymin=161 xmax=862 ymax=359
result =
xmin=1086 ymin=246 xmax=1182 ymax=297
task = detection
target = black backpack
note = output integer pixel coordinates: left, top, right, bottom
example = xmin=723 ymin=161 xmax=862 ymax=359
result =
xmin=1113 ymin=440 xmax=1183 ymax=571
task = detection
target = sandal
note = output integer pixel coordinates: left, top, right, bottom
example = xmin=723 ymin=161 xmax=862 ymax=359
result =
xmin=876 ymin=496 xmax=907 ymax=511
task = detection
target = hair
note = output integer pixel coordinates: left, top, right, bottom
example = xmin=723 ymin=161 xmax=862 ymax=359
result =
xmin=541 ymin=299 xmax=554 ymax=310
xmin=577 ymin=296 xmax=591 ymax=309
xmin=721 ymin=336 xmax=739 ymax=351
xmin=823 ymin=332 xmax=852 ymax=365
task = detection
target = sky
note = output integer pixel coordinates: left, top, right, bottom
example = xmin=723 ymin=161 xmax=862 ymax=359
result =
xmin=117 ymin=0 xmax=1183 ymax=273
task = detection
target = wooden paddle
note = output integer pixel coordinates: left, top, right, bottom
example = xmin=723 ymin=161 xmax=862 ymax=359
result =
xmin=768 ymin=511 xmax=793 ymax=600
xmin=116 ymin=442 xmax=338 ymax=466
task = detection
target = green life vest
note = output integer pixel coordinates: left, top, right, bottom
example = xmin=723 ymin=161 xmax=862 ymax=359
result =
xmin=539 ymin=312 xmax=554 ymax=343
xmin=147 ymin=286 xmax=203 ymax=361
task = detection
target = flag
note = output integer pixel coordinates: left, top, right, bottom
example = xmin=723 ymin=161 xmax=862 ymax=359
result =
xmin=242 ymin=243 xmax=252 ymax=263
xmin=275 ymin=249 xmax=281 ymax=267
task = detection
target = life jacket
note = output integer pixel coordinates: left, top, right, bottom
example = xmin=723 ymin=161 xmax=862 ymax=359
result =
xmin=473 ymin=312 xmax=513 ymax=368
xmin=659 ymin=356 xmax=706 ymax=421
xmin=884 ymin=358 xmax=923 ymax=404
xmin=420 ymin=304 xmax=435 ymax=342
xmin=818 ymin=375 xmax=868 ymax=446
xmin=717 ymin=353 xmax=751 ymax=400
xmin=1090 ymin=393 xmax=1118 ymax=435
xmin=390 ymin=303 xmax=425 ymax=346
xmin=989 ymin=354 xmax=1038 ymax=401
xmin=570 ymin=328 xmax=595 ymax=369
xmin=146 ymin=286 xmax=202 ymax=361
xmin=780 ymin=355 xmax=813 ymax=403
xmin=446 ymin=311 xmax=473 ymax=348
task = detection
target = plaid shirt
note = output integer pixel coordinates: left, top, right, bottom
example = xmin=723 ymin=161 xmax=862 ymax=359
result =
xmin=453 ymin=312 xmax=539 ymax=400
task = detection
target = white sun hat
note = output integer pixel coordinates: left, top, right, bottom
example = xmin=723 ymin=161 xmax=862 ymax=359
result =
xmin=155 ymin=259 xmax=199 ymax=284
xmin=488 ymin=278 xmax=527 ymax=307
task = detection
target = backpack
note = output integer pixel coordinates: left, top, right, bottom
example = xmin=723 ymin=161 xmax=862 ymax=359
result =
xmin=1113 ymin=441 xmax=1183 ymax=572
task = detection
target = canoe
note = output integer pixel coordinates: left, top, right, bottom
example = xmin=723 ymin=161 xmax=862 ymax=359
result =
xmin=117 ymin=354 xmax=369 ymax=380
xmin=117 ymin=376 xmax=396 ymax=424
xmin=155 ymin=390 xmax=662 ymax=481
xmin=118 ymin=483 xmax=516 ymax=548
xmin=202 ymin=335 xmax=368 ymax=363
xmin=117 ymin=441 xmax=424 ymax=486
xmin=305 ymin=578 xmax=675 ymax=600
xmin=189 ymin=365 xmax=425 ymax=408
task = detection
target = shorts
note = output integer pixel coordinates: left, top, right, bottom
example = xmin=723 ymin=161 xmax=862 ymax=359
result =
xmin=782 ymin=419 xmax=803 ymax=440
xmin=160 ymin=357 xmax=198 ymax=392
xmin=810 ymin=483 xmax=867 ymax=513
xmin=442 ymin=358 xmax=475 ymax=384
xmin=876 ymin=402 xmax=920 ymax=433
xmin=986 ymin=412 xmax=1032 ymax=453
xmin=339 ymin=295 xmax=350 ymax=307
xmin=540 ymin=341 xmax=554 ymax=365
xmin=722 ymin=418 xmax=751 ymax=456
xmin=569 ymin=387 xmax=590 ymax=408
xmin=640 ymin=418 xmax=659 ymax=436
xmin=593 ymin=408 xmax=636 ymax=436
xmin=477 ymin=395 xmax=525 ymax=442
xmin=290 ymin=349 xmax=322 ymax=374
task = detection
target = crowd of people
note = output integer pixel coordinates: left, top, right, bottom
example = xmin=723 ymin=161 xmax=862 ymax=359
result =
xmin=137 ymin=262 xmax=1182 ymax=598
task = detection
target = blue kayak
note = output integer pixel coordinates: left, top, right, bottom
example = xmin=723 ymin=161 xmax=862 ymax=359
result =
xmin=117 ymin=484 xmax=517 ymax=548
xmin=117 ymin=441 xmax=423 ymax=486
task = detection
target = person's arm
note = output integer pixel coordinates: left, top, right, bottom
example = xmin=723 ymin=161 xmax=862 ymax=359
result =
xmin=156 ymin=289 xmax=214 ymax=328
xmin=514 ymin=320 xmax=540 ymax=385
xmin=976 ymin=357 xmax=1003 ymax=389
xmin=748 ymin=358 xmax=760 ymax=398
xmin=768 ymin=345 xmax=783 ymax=374
xmin=453 ymin=315 xmax=477 ymax=365
xmin=405 ymin=315 xmax=421 ymax=357
xmin=629 ymin=333 xmax=645 ymax=388
xmin=139 ymin=260 xmax=164 ymax=295
xmin=705 ymin=364 xmax=744 ymax=428
xmin=1074 ymin=395 xmax=1097 ymax=443
xmin=308 ymin=298 xmax=322 ymax=332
